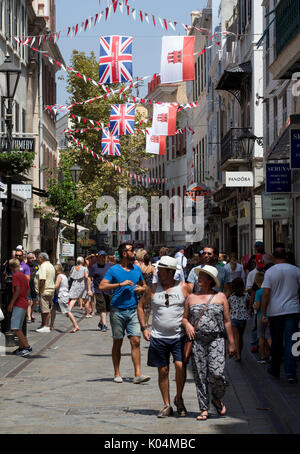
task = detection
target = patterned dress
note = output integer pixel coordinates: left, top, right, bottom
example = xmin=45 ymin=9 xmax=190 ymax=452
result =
xmin=189 ymin=302 xmax=226 ymax=412
xmin=69 ymin=266 xmax=88 ymax=299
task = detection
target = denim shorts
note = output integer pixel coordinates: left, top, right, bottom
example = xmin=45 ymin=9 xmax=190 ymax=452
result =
xmin=110 ymin=307 xmax=141 ymax=339
xmin=231 ymin=319 xmax=247 ymax=329
xmin=147 ymin=336 xmax=186 ymax=367
xmin=11 ymin=306 xmax=27 ymax=330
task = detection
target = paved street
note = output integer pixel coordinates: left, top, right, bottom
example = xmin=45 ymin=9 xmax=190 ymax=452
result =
xmin=1 ymin=309 xmax=300 ymax=434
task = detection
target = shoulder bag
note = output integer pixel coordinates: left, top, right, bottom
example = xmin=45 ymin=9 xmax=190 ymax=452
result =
xmin=183 ymin=294 xmax=215 ymax=364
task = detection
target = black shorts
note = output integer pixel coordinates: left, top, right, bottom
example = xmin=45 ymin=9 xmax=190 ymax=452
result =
xmin=95 ymin=293 xmax=111 ymax=313
xmin=147 ymin=336 xmax=186 ymax=368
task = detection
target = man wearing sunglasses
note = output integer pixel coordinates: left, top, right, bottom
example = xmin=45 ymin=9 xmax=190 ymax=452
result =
xmin=100 ymin=243 xmax=150 ymax=385
xmin=137 ymin=256 xmax=192 ymax=418
xmin=187 ymin=246 xmax=230 ymax=296
xmin=15 ymin=250 xmax=30 ymax=282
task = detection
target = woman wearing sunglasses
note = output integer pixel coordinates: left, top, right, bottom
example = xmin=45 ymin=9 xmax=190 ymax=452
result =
xmin=182 ymin=265 xmax=236 ymax=421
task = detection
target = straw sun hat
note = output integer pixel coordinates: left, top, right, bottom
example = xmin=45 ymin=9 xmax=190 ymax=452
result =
xmin=194 ymin=265 xmax=220 ymax=288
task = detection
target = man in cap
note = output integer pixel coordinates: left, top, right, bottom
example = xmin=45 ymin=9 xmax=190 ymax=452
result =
xmin=137 ymin=256 xmax=192 ymax=418
xmin=88 ymin=250 xmax=112 ymax=332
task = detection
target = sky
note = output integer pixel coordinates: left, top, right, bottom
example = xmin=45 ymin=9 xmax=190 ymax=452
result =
xmin=55 ymin=0 xmax=208 ymax=107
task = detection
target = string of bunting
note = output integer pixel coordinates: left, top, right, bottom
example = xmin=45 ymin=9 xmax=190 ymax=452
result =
xmin=67 ymin=133 xmax=167 ymax=185
xmin=13 ymin=0 xmax=236 ymax=45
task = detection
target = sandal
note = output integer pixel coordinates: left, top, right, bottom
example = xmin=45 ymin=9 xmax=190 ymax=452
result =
xmin=197 ymin=411 xmax=208 ymax=421
xmin=212 ymin=399 xmax=226 ymax=416
xmin=70 ymin=327 xmax=80 ymax=333
xmin=174 ymin=396 xmax=187 ymax=417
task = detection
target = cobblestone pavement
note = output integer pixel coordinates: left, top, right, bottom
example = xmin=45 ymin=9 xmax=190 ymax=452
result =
xmin=0 ymin=309 xmax=300 ymax=434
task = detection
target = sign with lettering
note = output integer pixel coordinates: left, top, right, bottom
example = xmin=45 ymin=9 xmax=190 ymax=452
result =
xmin=262 ymin=194 xmax=293 ymax=219
xmin=0 ymin=184 xmax=32 ymax=199
xmin=266 ymin=163 xmax=291 ymax=193
xmin=0 ymin=137 xmax=35 ymax=152
xmin=61 ymin=244 xmax=75 ymax=257
xmin=291 ymin=129 xmax=300 ymax=169
xmin=225 ymin=172 xmax=254 ymax=187
xmin=185 ymin=183 xmax=210 ymax=201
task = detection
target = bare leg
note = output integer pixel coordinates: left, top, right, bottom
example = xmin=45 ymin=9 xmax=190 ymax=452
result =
xmin=67 ymin=312 xmax=80 ymax=331
xmin=129 ymin=336 xmax=141 ymax=378
xmin=174 ymin=361 xmax=186 ymax=400
xmin=232 ymin=327 xmax=240 ymax=359
xmin=69 ymin=299 xmax=77 ymax=312
xmin=100 ymin=311 xmax=107 ymax=326
xmin=50 ymin=308 xmax=56 ymax=330
xmin=112 ymin=338 xmax=123 ymax=377
xmin=13 ymin=330 xmax=29 ymax=349
xmin=259 ymin=337 xmax=265 ymax=359
xmin=27 ymin=300 xmax=33 ymax=321
xmin=90 ymin=297 xmax=95 ymax=316
xmin=83 ymin=299 xmax=90 ymax=316
xmin=78 ymin=298 xmax=83 ymax=310
xmin=158 ymin=366 xmax=170 ymax=405
xmin=41 ymin=312 xmax=50 ymax=327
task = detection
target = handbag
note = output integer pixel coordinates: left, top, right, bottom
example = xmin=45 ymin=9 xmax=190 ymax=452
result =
xmin=183 ymin=294 xmax=215 ymax=364
xmin=0 ymin=308 xmax=4 ymax=322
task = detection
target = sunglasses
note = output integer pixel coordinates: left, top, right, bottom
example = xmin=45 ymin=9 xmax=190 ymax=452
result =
xmin=165 ymin=293 xmax=170 ymax=307
xmin=203 ymin=252 xmax=213 ymax=256
xmin=15 ymin=254 xmax=23 ymax=258
xmin=126 ymin=248 xmax=135 ymax=253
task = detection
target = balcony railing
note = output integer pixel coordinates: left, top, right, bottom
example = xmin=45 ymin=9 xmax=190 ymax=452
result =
xmin=221 ymin=128 xmax=253 ymax=165
xmin=276 ymin=0 xmax=300 ymax=57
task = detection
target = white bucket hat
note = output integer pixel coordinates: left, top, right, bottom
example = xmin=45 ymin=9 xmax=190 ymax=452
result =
xmin=194 ymin=265 xmax=220 ymax=288
xmin=157 ymin=256 xmax=180 ymax=270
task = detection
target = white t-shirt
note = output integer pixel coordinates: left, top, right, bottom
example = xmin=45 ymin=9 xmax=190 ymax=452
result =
xmin=262 ymin=263 xmax=300 ymax=316
xmin=224 ymin=263 xmax=246 ymax=283
xmin=246 ymin=267 xmax=259 ymax=290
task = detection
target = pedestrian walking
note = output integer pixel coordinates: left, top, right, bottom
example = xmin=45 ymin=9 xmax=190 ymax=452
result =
xmin=34 ymin=252 xmax=55 ymax=333
xmin=99 ymin=243 xmax=150 ymax=384
xmin=174 ymin=246 xmax=187 ymax=279
xmin=7 ymin=259 xmax=32 ymax=357
xmin=88 ymin=251 xmax=112 ymax=332
xmin=139 ymin=253 xmax=156 ymax=327
xmin=152 ymin=247 xmax=185 ymax=284
xmin=26 ymin=253 xmax=39 ymax=323
xmin=15 ymin=249 xmax=30 ymax=281
xmin=246 ymin=241 xmax=264 ymax=273
xmin=50 ymin=265 xmax=80 ymax=333
xmin=224 ymin=253 xmax=246 ymax=287
xmin=228 ymin=277 xmax=250 ymax=361
xmin=261 ymin=247 xmax=300 ymax=383
xmin=137 ymin=256 xmax=191 ymax=418
xmin=68 ymin=257 xmax=90 ymax=316
xmin=253 ymin=272 xmax=271 ymax=364
xmin=182 ymin=265 xmax=235 ymax=420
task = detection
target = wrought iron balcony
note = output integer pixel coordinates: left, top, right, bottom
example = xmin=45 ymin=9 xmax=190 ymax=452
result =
xmin=276 ymin=0 xmax=300 ymax=57
xmin=221 ymin=128 xmax=254 ymax=168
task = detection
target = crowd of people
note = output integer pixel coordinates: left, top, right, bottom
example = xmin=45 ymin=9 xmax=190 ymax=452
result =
xmin=1 ymin=240 xmax=300 ymax=420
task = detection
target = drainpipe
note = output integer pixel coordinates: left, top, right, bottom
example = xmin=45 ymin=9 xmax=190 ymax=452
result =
xmin=38 ymin=48 xmax=43 ymax=191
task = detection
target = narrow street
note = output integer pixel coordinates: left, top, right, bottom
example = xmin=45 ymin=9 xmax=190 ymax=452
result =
xmin=1 ymin=309 xmax=300 ymax=435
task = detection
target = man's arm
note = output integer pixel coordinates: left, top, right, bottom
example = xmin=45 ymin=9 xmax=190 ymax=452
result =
xmin=8 ymin=286 xmax=20 ymax=312
xmin=137 ymin=287 xmax=153 ymax=341
xmin=261 ymin=288 xmax=270 ymax=320
xmin=39 ymin=279 xmax=46 ymax=295
xmin=99 ymin=278 xmax=133 ymax=291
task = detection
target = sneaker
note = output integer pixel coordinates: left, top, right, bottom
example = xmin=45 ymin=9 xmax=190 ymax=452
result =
xmin=13 ymin=347 xmax=22 ymax=355
xmin=251 ymin=346 xmax=259 ymax=353
xmin=133 ymin=375 xmax=151 ymax=384
xmin=257 ymin=358 xmax=267 ymax=364
xmin=36 ymin=326 xmax=51 ymax=333
xmin=157 ymin=405 xmax=173 ymax=418
xmin=98 ymin=322 xmax=103 ymax=331
xmin=101 ymin=325 xmax=108 ymax=332
xmin=113 ymin=376 xmax=123 ymax=383
xmin=85 ymin=315 xmax=92 ymax=318
xmin=16 ymin=347 xmax=32 ymax=357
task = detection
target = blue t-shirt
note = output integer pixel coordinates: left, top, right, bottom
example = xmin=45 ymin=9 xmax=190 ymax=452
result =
xmin=89 ymin=262 xmax=112 ymax=295
xmin=254 ymin=288 xmax=268 ymax=317
xmin=104 ymin=264 xmax=144 ymax=309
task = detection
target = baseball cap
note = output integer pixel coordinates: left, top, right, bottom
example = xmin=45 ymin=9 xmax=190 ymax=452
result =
xmin=16 ymin=245 xmax=23 ymax=250
xmin=176 ymin=245 xmax=185 ymax=252
xmin=255 ymin=241 xmax=264 ymax=247
xmin=98 ymin=250 xmax=107 ymax=256
xmin=256 ymin=254 xmax=264 ymax=270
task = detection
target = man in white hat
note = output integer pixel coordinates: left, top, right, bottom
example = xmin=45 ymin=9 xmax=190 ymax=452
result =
xmin=137 ymin=256 xmax=192 ymax=418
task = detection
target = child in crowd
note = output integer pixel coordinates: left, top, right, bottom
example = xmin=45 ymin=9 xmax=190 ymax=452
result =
xmin=253 ymin=271 xmax=272 ymax=364
xmin=228 ymin=278 xmax=250 ymax=361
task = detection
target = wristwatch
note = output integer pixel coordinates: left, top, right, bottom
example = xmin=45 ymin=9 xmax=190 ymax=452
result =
xmin=141 ymin=326 xmax=148 ymax=332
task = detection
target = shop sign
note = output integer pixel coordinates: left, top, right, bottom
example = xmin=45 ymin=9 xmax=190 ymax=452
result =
xmin=61 ymin=243 xmax=75 ymax=257
xmin=262 ymin=194 xmax=293 ymax=219
xmin=225 ymin=172 xmax=254 ymax=187
xmin=0 ymin=184 xmax=32 ymax=199
xmin=0 ymin=137 xmax=35 ymax=152
xmin=266 ymin=163 xmax=291 ymax=193
xmin=291 ymin=129 xmax=300 ymax=169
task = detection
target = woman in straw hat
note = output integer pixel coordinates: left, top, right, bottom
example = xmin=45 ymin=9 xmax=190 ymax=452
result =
xmin=182 ymin=265 xmax=235 ymax=421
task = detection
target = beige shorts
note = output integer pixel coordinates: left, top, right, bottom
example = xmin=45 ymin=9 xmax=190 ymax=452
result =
xmin=40 ymin=295 xmax=54 ymax=314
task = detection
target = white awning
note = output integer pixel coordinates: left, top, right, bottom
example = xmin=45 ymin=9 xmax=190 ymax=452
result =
xmin=52 ymin=217 xmax=89 ymax=233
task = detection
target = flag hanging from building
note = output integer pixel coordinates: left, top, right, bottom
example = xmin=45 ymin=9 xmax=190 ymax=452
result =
xmin=101 ymin=128 xmax=121 ymax=156
xmin=99 ymin=35 xmax=133 ymax=84
xmin=151 ymin=103 xmax=177 ymax=136
xmin=160 ymin=36 xmax=195 ymax=84
xmin=146 ymin=128 xmax=166 ymax=155
xmin=110 ymin=103 xmax=135 ymax=135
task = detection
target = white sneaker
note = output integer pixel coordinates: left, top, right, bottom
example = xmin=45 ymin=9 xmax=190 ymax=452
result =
xmin=36 ymin=326 xmax=51 ymax=333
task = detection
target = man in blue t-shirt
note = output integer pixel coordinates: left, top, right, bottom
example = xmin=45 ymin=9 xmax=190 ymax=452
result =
xmin=100 ymin=243 xmax=151 ymax=385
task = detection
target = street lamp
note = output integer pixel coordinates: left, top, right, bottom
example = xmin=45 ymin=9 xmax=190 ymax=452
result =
xmin=0 ymin=53 xmax=21 ymax=260
xmin=238 ymin=130 xmax=257 ymax=157
xmin=70 ymin=164 xmax=82 ymax=262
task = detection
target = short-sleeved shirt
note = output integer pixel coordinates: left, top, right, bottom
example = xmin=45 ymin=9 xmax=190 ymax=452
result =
xmin=104 ymin=264 xmax=144 ymax=310
xmin=35 ymin=260 xmax=55 ymax=296
xmin=12 ymin=271 xmax=29 ymax=309
xmin=262 ymin=263 xmax=300 ymax=317
xmin=20 ymin=261 xmax=30 ymax=277
xmin=187 ymin=263 xmax=230 ymax=293
xmin=89 ymin=263 xmax=112 ymax=295
xmin=254 ymin=288 xmax=266 ymax=317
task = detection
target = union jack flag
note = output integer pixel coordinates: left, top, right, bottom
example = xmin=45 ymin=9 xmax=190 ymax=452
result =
xmin=101 ymin=128 xmax=121 ymax=156
xmin=110 ymin=104 xmax=135 ymax=136
xmin=99 ymin=35 xmax=133 ymax=84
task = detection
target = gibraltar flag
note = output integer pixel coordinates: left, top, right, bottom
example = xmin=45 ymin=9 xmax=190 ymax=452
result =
xmin=152 ymin=103 xmax=177 ymax=136
xmin=146 ymin=128 xmax=166 ymax=155
xmin=160 ymin=36 xmax=195 ymax=84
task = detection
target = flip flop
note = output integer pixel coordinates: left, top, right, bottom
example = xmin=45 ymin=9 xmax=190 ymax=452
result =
xmin=212 ymin=400 xmax=226 ymax=416
xmin=197 ymin=411 xmax=208 ymax=421
xmin=70 ymin=328 xmax=80 ymax=333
